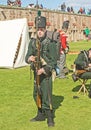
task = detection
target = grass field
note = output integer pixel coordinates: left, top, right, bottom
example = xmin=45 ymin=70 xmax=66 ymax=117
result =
xmin=0 ymin=40 xmax=91 ymax=130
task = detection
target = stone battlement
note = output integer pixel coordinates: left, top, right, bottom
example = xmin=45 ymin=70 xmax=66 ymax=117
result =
xmin=0 ymin=5 xmax=91 ymax=42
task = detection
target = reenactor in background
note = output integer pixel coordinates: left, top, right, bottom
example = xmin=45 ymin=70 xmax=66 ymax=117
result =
xmin=72 ymin=49 xmax=91 ymax=82
xmin=25 ymin=11 xmax=57 ymax=127
xmin=83 ymin=27 xmax=90 ymax=41
xmin=57 ymin=21 xmax=69 ymax=78
xmin=74 ymin=48 xmax=91 ymax=72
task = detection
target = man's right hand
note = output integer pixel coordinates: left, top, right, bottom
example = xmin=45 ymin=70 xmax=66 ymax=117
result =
xmin=84 ymin=67 xmax=89 ymax=71
xmin=28 ymin=55 xmax=36 ymax=62
xmin=85 ymin=67 xmax=91 ymax=71
xmin=64 ymin=47 xmax=69 ymax=54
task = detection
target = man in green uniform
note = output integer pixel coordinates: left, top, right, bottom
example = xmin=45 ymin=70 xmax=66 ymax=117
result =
xmin=72 ymin=48 xmax=91 ymax=82
xmin=74 ymin=49 xmax=91 ymax=71
xmin=25 ymin=11 xmax=57 ymax=127
xmin=84 ymin=27 xmax=90 ymax=41
xmin=84 ymin=27 xmax=90 ymax=37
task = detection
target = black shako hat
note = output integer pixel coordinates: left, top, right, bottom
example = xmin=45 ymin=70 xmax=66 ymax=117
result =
xmin=62 ymin=20 xmax=69 ymax=29
xmin=35 ymin=10 xmax=46 ymax=28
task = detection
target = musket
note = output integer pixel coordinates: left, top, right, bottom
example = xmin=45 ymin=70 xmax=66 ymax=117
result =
xmin=35 ymin=38 xmax=53 ymax=110
xmin=35 ymin=38 xmax=42 ymax=108
xmin=35 ymin=10 xmax=42 ymax=108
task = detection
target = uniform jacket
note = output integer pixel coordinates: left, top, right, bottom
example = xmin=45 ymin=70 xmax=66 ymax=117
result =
xmin=25 ymin=35 xmax=57 ymax=75
xmin=59 ymin=30 xmax=68 ymax=54
xmin=74 ymin=50 xmax=91 ymax=70
xmin=84 ymin=27 xmax=90 ymax=36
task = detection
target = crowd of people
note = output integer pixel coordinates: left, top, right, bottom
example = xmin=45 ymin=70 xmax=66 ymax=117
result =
xmin=59 ymin=2 xmax=91 ymax=15
xmin=7 ymin=0 xmax=21 ymax=7
xmin=6 ymin=1 xmax=91 ymax=15
xmin=7 ymin=0 xmax=43 ymax=9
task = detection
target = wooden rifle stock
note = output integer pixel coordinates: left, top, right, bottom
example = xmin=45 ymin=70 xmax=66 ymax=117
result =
xmin=76 ymin=69 xmax=87 ymax=75
xmin=76 ymin=67 xmax=91 ymax=75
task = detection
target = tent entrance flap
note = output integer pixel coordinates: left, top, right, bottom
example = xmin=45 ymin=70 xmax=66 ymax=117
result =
xmin=13 ymin=33 xmax=22 ymax=67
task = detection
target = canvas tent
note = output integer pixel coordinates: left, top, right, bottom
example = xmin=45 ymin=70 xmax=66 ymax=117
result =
xmin=0 ymin=18 xmax=29 ymax=68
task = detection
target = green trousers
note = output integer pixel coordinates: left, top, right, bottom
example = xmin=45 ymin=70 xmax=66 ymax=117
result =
xmin=33 ymin=73 xmax=53 ymax=110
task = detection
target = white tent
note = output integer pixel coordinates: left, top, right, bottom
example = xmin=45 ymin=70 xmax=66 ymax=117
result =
xmin=0 ymin=18 xmax=29 ymax=68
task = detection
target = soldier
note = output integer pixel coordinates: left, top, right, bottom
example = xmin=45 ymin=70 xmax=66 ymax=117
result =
xmin=74 ymin=49 xmax=91 ymax=70
xmin=72 ymin=48 xmax=91 ymax=82
xmin=84 ymin=27 xmax=90 ymax=41
xmin=57 ymin=24 xmax=69 ymax=79
xmin=25 ymin=11 xmax=57 ymax=127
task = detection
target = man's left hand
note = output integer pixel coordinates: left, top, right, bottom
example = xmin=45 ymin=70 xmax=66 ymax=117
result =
xmin=37 ymin=68 xmax=45 ymax=75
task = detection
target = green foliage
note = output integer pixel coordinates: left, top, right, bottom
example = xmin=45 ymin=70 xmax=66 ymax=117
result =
xmin=0 ymin=40 xmax=91 ymax=130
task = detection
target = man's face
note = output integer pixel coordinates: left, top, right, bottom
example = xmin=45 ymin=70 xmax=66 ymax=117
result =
xmin=37 ymin=28 xmax=46 ymax=38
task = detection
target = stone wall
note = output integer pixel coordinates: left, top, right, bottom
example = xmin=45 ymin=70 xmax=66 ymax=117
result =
xmin=0 ymin=5 xmax=91 ymax=42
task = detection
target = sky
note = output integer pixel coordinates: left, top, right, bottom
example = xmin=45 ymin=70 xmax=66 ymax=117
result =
xmin=0 ymin=0 xmax=91 ymax=12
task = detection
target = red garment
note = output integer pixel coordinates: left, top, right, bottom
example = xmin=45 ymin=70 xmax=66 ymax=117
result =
xmin=59 ymin=30 xmax=68 ymax=54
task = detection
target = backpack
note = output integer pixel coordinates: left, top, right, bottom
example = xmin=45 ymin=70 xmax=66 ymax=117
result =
xmin=46 ymin=30 xmax=60 ymax=60
xmin=46 ymin=30 xmax=61 ymax=76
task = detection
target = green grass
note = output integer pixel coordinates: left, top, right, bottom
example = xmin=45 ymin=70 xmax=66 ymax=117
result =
xmin=69 ymin=40 xmax=91 ymax=52
xmin=0 ymin=40 xmax=91 ymax=130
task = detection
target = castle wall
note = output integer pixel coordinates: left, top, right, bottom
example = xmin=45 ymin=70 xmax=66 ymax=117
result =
xmin=0 ymin=5 xmax=91 ymax=42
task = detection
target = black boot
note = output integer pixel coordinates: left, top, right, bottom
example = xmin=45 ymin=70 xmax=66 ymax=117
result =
xmin=30 ymin=108 xmax=46 ymax=122
xmin=46 ymin=110 xmax=55 ymax=127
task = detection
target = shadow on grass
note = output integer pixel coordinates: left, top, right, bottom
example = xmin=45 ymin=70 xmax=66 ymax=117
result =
xmin=52 ymin=95 xmax=64 ymax=118
xmin=72 ymin=84 xmax=90 ymax=92
xmin=72 ymin=85 xmax=81 ymax=92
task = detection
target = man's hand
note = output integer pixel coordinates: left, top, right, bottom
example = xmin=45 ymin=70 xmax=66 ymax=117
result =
xmin=64 ymin=47 xmax=69 ymax=54
xmin=85 ymin=67 xmax=91 ymax=71
xmin=84 ymin=67 xmax=89 ymax=71
xmin=88 ymin=63 xmax=91 ymax=67
xmin=28 ymin=55 xmax=36 ymax=62
xmin=37 ymin=68 xmax=45 ymax=75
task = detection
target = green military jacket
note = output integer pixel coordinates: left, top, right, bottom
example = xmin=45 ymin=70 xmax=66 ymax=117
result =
xmin=25 ymin=36 xmax=57 ymax=75
xmin=74 ymin=50 xmax=89 ymax=69
xmin=74 ymin=50 xmax=91 ymax=79
xmin=84 ymin=27 xmax=90 ymax=36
